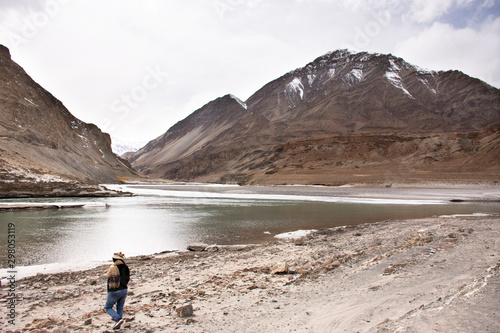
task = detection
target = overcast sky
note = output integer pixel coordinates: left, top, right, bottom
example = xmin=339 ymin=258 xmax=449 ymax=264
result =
xmin=1 ymin=0 xmax=499 ymax=143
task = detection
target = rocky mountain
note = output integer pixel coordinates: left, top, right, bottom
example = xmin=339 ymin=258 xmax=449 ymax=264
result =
xmin=127 ymin=50 xmax=500 ymax=185
xmin=0 ymin=45 xmax=138 ymax=197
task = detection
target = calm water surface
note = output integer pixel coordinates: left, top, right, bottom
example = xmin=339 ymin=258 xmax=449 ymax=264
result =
xmin=1 ymin=186 xmax=499 ymax=268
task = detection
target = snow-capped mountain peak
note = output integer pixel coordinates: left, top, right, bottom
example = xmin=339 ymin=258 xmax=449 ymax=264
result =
xmin=111 ymin=136 xmax=148 ymax=156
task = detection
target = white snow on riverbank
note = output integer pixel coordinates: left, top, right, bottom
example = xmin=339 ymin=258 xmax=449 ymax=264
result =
xmin=438 ymin=213 xmax=495 ymax=218
xmin=0 ymin=261 xmax=105 ymax=286
xmin=0 ymin=202 xmax=107 ymax=210
xmin=105 ymin=184 xmax=446 ymax=205
xmin=275 ymin=229 xmax=317 ymax=240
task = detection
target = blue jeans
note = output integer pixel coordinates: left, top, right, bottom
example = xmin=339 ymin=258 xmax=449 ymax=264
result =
xmin=104 ymin=289 xmax=127 ymax=322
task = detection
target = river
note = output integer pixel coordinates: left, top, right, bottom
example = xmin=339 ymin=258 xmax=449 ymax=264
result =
xmin=1 ymin=184 xmax=499 ymax=274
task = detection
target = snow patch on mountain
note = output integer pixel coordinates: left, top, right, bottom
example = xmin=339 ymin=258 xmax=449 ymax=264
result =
xmin=24 ymin=97 xmax=37 ymax=106
xmin=385 ymin=71 xmax=413 ymax=98
xmin=351 ymin=69 xmax=363 ymax=81
xmin=284 ymin=77 xmax=305 ymax=108
xmin=385 ymin=58 xmax=413 ymax=98
xmin=229 ymin=94 xmax=248 ymax=110
xmin=5 ymin=164 xmax=68 ymax=183
xmin=342 ymin=69 xmax=363 ymax=87
xmin=285 ymin=77 xmax=305 ymax=99
xmin=414 ymin=64 xmax=435 ymax=75
xmin=76 ymin=133 xmax=90 ymax=148
xmin=307 ymin=74 xmax=316 ymax=86
xmin=417 ymin=73 xmax=437 ymax=94
xmin=389 ymin=58 xmax=401 ymax=71
xmin=325 ymin=49 xmax=353 ymax=61
xmin=418 ymin=77 xmax=437 ymax=94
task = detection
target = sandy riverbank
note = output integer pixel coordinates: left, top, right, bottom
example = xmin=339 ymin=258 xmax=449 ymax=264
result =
xmin=2 ymin=213 xmax=499 ymax=332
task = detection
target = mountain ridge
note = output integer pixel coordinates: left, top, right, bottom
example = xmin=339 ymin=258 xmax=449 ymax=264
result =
xmin=0 ymin=45 xmax=138 ymax=197
xmin=127 ymin=49 xmax=500 ymax=185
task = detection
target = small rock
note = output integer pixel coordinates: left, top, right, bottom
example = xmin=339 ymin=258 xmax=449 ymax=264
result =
xmin=320 ymin=259 xmax=341 ymax=271
xmin=383 ymin=266 xmax=396 ymax=276
xmin=176 ymin=303 xmax=194 ymax=317
xmin=378 ymin=318 xmax=391 ymax=325
xmin=187 ymin=243 xmax=208 ymax=251
xmin=255 ymin=282 xmax=266 ymax=289
xmin=294 ymin=237 xmax=308 ymax=246
xmin=271 ymin=263 xmax=289 ymax=275
xmin=84 ymin=318 xmax=92 ymax=326
xmin=205 ymin=245 xmax=219 ymax=252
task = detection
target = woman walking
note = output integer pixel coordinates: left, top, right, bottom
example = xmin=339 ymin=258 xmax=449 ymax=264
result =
xmin=104 ymin=252 xmax=130 ymax=330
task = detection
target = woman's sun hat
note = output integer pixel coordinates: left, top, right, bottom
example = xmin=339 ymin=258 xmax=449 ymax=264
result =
xmin=112 ymin=252 xmax=125 ymax=260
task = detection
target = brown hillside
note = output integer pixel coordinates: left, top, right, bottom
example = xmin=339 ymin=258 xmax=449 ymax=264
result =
xmin=0 ymin=45 xmax=138 ymax=196
xmin=128 ymin=50 xmax=500 ymax=185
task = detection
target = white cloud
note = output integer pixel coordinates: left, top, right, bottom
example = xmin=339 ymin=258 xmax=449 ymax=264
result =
xmin=0 ymin=0 xmax=498 ymax=142
xmin=408 ymin=0 xmax=455 ymax=23
xmin=395 ymin=17 xmax=500 ymax=87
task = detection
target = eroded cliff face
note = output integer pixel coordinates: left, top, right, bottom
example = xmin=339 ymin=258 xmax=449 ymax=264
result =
xmin=0 ymin=45 xmax=138 ymax=196
xmin=127 ymin=50 xmax=500 ymax=185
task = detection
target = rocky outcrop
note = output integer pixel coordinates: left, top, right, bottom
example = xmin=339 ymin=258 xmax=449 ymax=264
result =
xmin=175 ymin=304 xmax=194 ymax=318
xmin=0 ymin=45 xmax=139 ymax=196
xmin=127 ymin=50 xmax=500 ymax=184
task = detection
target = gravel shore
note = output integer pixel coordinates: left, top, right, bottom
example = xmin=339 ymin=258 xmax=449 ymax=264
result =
xmin=2 ymin=213 xmax=499 ymax=332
